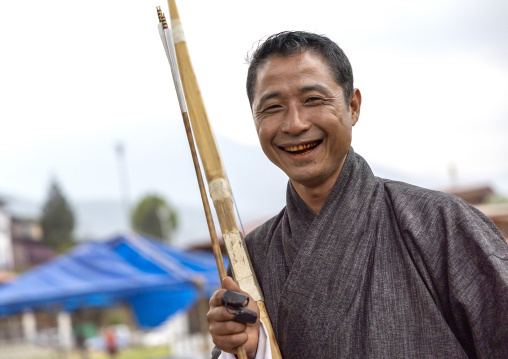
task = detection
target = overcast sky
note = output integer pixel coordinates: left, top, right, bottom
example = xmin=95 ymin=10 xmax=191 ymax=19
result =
xmin=1 ymin=0 xmax=507 ymax=216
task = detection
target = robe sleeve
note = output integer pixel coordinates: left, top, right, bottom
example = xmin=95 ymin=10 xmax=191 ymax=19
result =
xmin=388 ymin=183 xmax=508 ymax=357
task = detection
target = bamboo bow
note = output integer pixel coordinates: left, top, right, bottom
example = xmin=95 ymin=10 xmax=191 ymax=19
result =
xmin=165 ymin=1 xmax=282 ymax=358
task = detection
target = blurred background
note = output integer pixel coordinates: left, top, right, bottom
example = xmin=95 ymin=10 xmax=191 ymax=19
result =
xmin=0 ymin=0 xmax=507 ymax=358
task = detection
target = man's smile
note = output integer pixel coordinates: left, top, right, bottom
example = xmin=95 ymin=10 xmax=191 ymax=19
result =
xmin=280 ymin=140 xmax=322 ymax=155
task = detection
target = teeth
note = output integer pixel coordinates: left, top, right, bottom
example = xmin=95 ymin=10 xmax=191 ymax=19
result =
xmin=284 ymin=141 xmax=318 ymax=152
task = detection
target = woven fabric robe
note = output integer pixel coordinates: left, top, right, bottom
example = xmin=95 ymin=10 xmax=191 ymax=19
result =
xmin=244 ymin=149 xmax=508 ymax=358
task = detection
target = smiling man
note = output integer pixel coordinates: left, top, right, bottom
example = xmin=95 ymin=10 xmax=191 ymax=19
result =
xmin=207 ymin=31 xmax=508 ymax=359
xmin=252 ymin=51 xmax=361 ymax=213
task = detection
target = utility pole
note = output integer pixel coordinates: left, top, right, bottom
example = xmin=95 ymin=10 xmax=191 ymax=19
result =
xmin=156 ymin=205 xmax=172 ymax=242
xmin=115 ymin=142 xmax=131 ymax=231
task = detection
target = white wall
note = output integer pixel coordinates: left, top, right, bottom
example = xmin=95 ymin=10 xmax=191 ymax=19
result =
xmin=0 ymin=207 xmax=13 ymax=271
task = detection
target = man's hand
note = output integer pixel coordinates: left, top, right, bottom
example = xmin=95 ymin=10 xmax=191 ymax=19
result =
xmin=207 ymin=276 xmax=261 ymax=359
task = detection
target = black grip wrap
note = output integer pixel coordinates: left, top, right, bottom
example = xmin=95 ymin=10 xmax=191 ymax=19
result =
xmin=222 ymin=290 xmax=249 ymax=308
xmin=222 ymin=290 xmax=258 ymax=324
xmin=233 ymin=307 xmax=257 ymax=325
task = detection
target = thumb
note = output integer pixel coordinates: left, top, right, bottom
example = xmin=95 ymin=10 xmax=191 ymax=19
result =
xmin=222 ymin=276 xmax=242 ymax=293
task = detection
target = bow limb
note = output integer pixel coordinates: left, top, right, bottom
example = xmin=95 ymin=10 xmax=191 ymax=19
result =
xmin=166 ymin=1 xmax=282 ymax=358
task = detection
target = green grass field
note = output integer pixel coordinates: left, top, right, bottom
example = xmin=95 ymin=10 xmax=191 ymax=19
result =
xmin=60 ymin=346 xmax=171 ymax=359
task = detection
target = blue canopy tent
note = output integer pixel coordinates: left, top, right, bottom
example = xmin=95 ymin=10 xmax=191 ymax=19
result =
xmin=0 ymin=234 xmax=226 ymax=327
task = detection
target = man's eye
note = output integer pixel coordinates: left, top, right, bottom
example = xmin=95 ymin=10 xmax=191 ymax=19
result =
xmin=306 ymin=97 xmax=322 ymax=103
xmin=264 ymin=104 xmax=282 ymax=112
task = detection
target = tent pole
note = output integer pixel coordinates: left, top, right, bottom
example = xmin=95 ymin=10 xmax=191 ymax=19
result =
xmin=22 ymin=310 xmax=37 ymax=342
xmin=192 ymin=277 xmax=211 ymax=354
xmin=57 ymin=309 xmax=72 ymax=357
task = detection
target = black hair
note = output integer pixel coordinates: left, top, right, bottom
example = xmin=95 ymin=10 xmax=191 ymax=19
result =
xmin=246 ymin=31 xmax=354 ymax=107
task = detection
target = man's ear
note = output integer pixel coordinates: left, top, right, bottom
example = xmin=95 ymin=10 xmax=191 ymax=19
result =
xmin=350 ymin=88 xmax=362 ymax=126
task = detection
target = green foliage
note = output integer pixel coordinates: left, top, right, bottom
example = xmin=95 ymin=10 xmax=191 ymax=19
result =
xmin=41 ymin=180 xmax=75 ymax=251
xmin=130 ymin=194 xmax=178 ymax=242
xmin=487 ymin=193 xmax=508 ymax=204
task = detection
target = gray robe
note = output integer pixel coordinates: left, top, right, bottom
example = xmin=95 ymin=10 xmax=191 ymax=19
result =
xmin=245 ymin=148 xmax=508 ymax=358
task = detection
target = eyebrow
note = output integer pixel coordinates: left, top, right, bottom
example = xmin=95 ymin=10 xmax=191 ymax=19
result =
xmin=298 ymin=84 xmax=329 ymax=94
xmin=259 ymin=84 xmax=329 ymax=103
xmin=257 ymin=91 xmax=281 ymax=107
xmin=255 ymin=84 xmax=331 ymax=110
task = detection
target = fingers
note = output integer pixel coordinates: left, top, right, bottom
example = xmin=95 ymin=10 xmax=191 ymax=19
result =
xmin=207 ymin=279 xmax=249 ymax=354
xmin=208 ymin=277 xmax=240 ymax=324
xmin=209 ymin=318 xmax=246 ymax=336
xmin=206 ymin=276 xmax=261 ymax=358
xmin=207 ymin=299 xmax=235 ymax=323
xmin=212 ymin=332 xmax=248 ymax=354
xmin=208 ymin=313 xmax=249 ymax=354
xmin=210 ymin=276 xmax=260 ymax=326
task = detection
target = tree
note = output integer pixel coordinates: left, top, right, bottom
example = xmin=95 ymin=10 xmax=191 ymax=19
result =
xmin=41 ymin=180 xmax=75 ymax=251
xmin=131 ymin=194 xmax=178 ymax=242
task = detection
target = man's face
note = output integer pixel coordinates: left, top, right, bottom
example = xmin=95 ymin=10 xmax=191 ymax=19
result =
xmin=252 ymin=51 xmax=361 ymax=189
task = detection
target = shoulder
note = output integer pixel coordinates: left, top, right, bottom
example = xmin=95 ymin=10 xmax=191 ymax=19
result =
xmin=382 ymin=178 xmax=488 ymax=226
xmin=383 ymin=179 xmax=472 ymax=216
xmin=381 ymin=178 xmax=507 ymax=257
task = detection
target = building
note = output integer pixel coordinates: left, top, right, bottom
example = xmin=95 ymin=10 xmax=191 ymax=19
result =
xmin=444 ymin=185 xmax=508 ymax=242
xmin=11 ymin=216 xmax=53 ymax=271
xmin=0 ymin=195 xmax=54 ymax=272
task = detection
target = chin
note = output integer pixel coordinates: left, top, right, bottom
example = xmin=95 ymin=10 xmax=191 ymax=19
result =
xmin=288 ymin=172 xmax=326 ymax=189
xmin=287 ymin=164 xmax=342 ymax=189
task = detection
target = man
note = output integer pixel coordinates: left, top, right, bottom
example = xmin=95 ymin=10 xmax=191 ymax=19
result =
xmin=207 ymin=31 xmax=508 ymax=358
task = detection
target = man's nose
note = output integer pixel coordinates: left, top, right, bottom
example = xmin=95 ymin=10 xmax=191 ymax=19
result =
xmin=281 ymin=104 xmax=310 ymax=134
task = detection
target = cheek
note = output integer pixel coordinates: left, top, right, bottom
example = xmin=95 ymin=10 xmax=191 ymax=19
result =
xmin=256 ymin=126 xmax=271 ymax=151
xmin=257 ymin=127 xmax=280 ymax=163
xmin=256 ymin=122 xmax=275 ymax=144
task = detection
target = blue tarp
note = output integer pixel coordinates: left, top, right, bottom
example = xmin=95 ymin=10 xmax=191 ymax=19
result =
xmin=0 ymin=233 xmax=226 ymax=328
